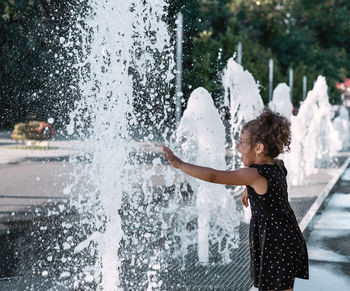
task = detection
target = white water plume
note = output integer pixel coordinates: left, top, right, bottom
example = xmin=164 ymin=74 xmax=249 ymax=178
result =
xmin=65 ymin=1 xmax=174 ymax=289
xmin=175 ymin=87 xmax=240 ymax=264
xmin=332 ymin=105 xmax=350 ymax=151
xmin=285 ymin=76 xmax=337 ymax=185
xmin=222 ymin=58 xmax=264 ymax=169
xmin=269 ymin=83 xmax=293 ymax=119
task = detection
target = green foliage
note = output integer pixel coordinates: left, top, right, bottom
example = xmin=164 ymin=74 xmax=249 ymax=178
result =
xmin=186 ymin=31 xmax=220 ymax=95
xmin=176 ymin=0 xmax=350 ymax=107
xmin=168 ymin=0 xmax=234 ymax=110
xmin=0 ymin=0 xmax=84 ymax=129
xmin=1 ymin=0 xmax=349 ymax=130
xmin=235 ymin=0 xmax=350 ymax=104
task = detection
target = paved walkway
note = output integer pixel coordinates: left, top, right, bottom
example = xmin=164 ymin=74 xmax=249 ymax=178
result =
xmin=0 ymin=138 xmax=80 ymax=164
xmin=294 ymin=168 xmax=350 ymax=291
xmin=0 ymin=140 xmax=345 ymax=229
xmin=1 ymin=134 xmax=350 ymax=290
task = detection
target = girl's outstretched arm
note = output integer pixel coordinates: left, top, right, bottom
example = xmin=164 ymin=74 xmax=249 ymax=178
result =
xmin=162 ymin=146 xmax=262 ymax=187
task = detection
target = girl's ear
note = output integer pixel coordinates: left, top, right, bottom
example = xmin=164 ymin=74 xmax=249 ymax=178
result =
xmin=255 ymin=143 xmax=264 ymax=154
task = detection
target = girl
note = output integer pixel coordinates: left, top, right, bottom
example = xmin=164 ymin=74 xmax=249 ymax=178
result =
xmin=163 ymin=108 xmax=309 ymax=291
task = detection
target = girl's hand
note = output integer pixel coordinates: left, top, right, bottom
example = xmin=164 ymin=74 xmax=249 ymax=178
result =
xmin=241 ymin=187 xmax=249 ymax=208
xmin=162 ymin=146 xmax=183 ymax=169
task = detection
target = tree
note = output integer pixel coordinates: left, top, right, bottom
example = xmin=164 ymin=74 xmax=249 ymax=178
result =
xmin=0 ymin=0 xmax=85 ymax=129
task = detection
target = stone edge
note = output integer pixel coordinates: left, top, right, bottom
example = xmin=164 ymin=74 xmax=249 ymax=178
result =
xmin=298 ymin=156 xmax=350 ymax=233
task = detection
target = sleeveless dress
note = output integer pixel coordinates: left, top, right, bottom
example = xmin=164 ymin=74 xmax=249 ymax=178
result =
xmin=247 ymin=161 xmax=309 ymax=291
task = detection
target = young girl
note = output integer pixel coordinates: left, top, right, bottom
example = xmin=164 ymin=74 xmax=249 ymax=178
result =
xmin=163 ymin=108 xmax=309 ymax=291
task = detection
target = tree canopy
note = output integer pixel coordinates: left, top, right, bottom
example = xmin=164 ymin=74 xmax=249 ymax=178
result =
xmin=173 ymin=0 xmax=350 ymax=109
xmin=1 ymin=0 xmax=349 ymax=129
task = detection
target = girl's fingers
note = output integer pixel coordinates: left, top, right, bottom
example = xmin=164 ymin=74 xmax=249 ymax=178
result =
xmin=162 ymin=146 xmax=171 ymax=158
xmin=241 ymin=189 xmax=249 ymax=207
xmin=244 ymin=198 xmax=249 ymax=207
xmin=241 ymin=197 xmax=245 ymax=206
xmin=162 ymin=146 xmax=171 ymax=153
xmin=162 ymin=146 xmax=178 ymax=167
xmin=162 ymin=146 xmax=173 ymax=158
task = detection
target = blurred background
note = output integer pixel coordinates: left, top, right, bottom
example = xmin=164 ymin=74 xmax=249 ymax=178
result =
xmin=1 ymin=0 xmax=350 ymax=132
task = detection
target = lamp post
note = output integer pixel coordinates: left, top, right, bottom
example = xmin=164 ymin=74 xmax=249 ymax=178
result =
xmin=302 ymin=75 xmax=307 ymax=100
xmin=237 ymin=41 xmax=242 ymax=65
xmin=268 ymin=59 xmax=274 ymax=102
xmin=175 ymin=12 xmax=183 ymax=127
xmin=289 ymin=68 xmax=293 ymax=103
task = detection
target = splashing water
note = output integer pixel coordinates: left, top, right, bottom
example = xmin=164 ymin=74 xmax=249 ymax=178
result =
xmin=221 ymin=58 xmax=264 ymax=223
xmin=269 ymin=83 xmax=293 ymax=119
xmin=65 ymin=1 xmax=174 ymax=289
xmin=285 ymin=76 xmax=337 ymax=185
xmin=268 ymin=83 xmax=293 ymax=182
xmin=332 ymin=105 xmax=350 ymax=151
xmin=222 ymin=58 xmax=264 ymax=169
xmin=175 ymin=87 xmax=240 ymax=264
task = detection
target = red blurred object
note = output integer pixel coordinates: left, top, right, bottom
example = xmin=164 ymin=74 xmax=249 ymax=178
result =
xmin=11 ymin=121 xmax=55 ymax=141
xmin=36 ymin=121 xmax=55 ymax=137
xmin=336 ymin=78 xmax=350 ymax=107
xmin=335 ymin=78 xmax=350 ymax=95
xmin=292 ymin=106 xmax=298 ymax=116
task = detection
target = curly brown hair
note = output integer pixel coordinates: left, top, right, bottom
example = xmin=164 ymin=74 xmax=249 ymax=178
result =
xmin=242 ymin=107 xmax=291 ymax=159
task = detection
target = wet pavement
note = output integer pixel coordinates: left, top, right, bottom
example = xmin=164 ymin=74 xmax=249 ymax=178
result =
xmin=294 ymin=169 xmax=350 ymax=290
xmin=1 ymin=132 xmax=350 ymax=290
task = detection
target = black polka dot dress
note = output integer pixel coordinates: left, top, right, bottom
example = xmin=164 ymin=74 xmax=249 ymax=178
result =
xmin=247 ymin=161 xmax=309 ymax=291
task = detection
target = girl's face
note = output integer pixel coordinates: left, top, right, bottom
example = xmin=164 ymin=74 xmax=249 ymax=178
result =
xmin=236 ymin=131 xmax=257 ymax=167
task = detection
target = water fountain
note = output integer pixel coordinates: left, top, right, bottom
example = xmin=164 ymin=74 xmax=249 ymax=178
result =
xmin=63 ymin=1 xmax=174 ymax=289
xmin=284 ymin=76 xmax=338 ymax=185
xmin=13 ymin=3 xmax=348 ymax=290
xmin=221 ymin=58 xmax=264 ymax=223
xmin=268 ymin=83 xmax=292 ymax=119
xmin=175 ymin=87 xmax=240 ymax=264
xmin=222 ymin=58 xmax=264 ymax=169
xmin=332 ymin=105 xmax=350 ymax=151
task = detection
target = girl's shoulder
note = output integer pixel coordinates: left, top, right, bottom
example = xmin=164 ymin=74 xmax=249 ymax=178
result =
xmin=250 ymin=159 xmax=287 ymax=180
xmin=275 ymin=159 xmax=288 ymax=176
